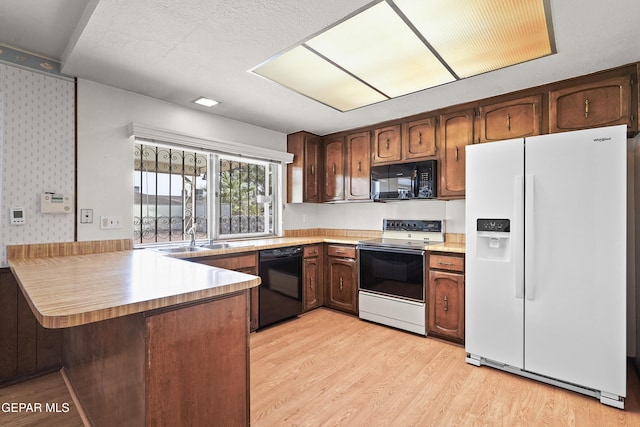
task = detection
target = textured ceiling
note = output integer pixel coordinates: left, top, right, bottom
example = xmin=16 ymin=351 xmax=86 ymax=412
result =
xmin=1 ymin=0 xmax=640 ymax=136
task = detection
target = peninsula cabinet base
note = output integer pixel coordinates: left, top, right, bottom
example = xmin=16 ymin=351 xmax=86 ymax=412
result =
xmin=63 ymin=291 xmax=250 ymax=427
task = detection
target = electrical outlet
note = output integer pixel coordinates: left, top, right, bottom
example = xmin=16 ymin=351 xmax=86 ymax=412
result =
xmin=100 ymin=215 xmax=122 ymax=229
xmin=80 ymin=209 xmax=93 ymax=224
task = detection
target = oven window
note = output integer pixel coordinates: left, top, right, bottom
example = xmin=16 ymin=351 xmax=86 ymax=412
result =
xmin=359 ymin=249 xmax=424 ymax=301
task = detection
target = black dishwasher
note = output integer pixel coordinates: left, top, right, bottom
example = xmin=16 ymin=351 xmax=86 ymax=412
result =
xmin=258 ymin=246 xmax=303 ymax=329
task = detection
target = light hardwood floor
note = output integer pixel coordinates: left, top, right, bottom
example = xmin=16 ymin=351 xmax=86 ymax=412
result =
xmin=251 ymin=308 xmax=640 ymax=426
xmin=2 ymin=308 xmax=639 ymax=426
xmin=0 ymin=372 xmax=84 ymax=427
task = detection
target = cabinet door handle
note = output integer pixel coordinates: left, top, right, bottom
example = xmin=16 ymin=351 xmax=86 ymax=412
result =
xmin=357 ymin=160 xmax=361 ymax=172
xmin=309 ymin=277 xmax=313 ymax=289
xmin=332 ymin=163 xmax=336 ymax=174
xmin=418 ymin=131 xmax=422 ymax=145
xmin=506 ymin=113 xmax=511 ymax=131
xmin=385 ymin=138 xmax=390 ymax=149
xmin=455 ymin=146 xmax=459 ymax=161
xmin=443 ymin=295 xmax=448 ymax=312
xmin=310 ymin=165 xmax=314 ymax=176
xmin=438 ymin=261 xmax=454 ymax=266
xmin=584 ymin=99 xmax=590 ymax=118
xmin=339 ymin=277 xmax=343 ymax=290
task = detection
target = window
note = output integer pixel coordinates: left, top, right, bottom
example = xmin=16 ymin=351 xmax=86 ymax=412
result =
xmin=218 ymin=155 xmax=274 ymax=238
xmin=134 ymin=142 xmax=279 ymax=245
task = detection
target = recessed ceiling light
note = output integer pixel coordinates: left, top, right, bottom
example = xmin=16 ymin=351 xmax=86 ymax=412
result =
xmin=250 ymin=0 xmax=555 ymax=112
xmin=193 ymin=97 xmax=219 ymax=107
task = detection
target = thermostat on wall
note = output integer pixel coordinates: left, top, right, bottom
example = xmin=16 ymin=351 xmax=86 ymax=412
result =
xmin=41 ymin=193 xmax=73 ymax=213
xmin=10 ymin=207 xmax=25 ymax=225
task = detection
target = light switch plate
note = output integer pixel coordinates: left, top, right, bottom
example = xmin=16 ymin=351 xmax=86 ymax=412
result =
xmin=80 ymin=209 xmax=93 ymax=224
xmin=100 ymin=215 xmax=122 ymax=229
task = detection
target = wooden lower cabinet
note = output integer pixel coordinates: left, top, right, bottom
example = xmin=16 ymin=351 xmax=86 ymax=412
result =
xmin=303 ymin=245 xmax=323 ymax=311
xmin=427 ymin=253 xmax=465 ymax=343
xmin=0 ymin=268 xmax=61 ymax=386
xmin=190 ymin=252 xmax=259 ymax=332
xmin=325 ymin=245 xmax=358 ymax=314
xmin=64 ymin=292 xmax=249 ymax=426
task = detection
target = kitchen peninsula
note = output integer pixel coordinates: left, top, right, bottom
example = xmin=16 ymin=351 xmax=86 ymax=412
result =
xmin=7 ymin=240 xmax=260 ymax=427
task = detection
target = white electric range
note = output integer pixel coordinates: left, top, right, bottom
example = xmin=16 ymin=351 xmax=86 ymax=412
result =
xmin=357 ymin=219 xmax=444 ymax=335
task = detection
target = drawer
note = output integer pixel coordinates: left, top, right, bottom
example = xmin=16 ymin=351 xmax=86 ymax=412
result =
xmin=304 ymin=245 xmax=321 ymax=258
xmin=327 ymin=245 xmax=356 ymax=259
xmin=195 ymin=253 xmax=257 ymax=271
xmin=429 ymin=254 xmax=464 ymax=272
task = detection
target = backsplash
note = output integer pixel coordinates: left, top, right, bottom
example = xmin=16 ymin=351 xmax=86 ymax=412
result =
xmin=0 ymin=64 xmax=75 ymax=266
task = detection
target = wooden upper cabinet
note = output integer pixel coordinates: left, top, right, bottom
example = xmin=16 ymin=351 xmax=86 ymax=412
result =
xmin=346 ymin=131 xmax=371 ymax=200
xmin=304 ymin=135 xmax=322 ymax=202
xmin=479 ymin=95 xmax=542 ymax=143
xmin=287 ymin=131 xmax=322 ymax=203
xmin=438 ymin=109 xmax=474 ymax=199
xmin=373 ymin=125 xmax=401 ymax=165
xmin=549 ymin=75 xmax=634 ymax=133
xmin=323 ymin=136 xmax=345 ymax=201
xmin=402 ymin=117 xmax=437 ymax=160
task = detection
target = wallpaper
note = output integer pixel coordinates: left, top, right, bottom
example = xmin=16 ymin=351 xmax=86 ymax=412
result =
xmin=0 ymin=63 xmax=75 ymax=266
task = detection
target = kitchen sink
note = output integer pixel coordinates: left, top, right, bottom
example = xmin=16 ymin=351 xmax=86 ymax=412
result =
xmin=199 ymin=242 xmax=231 ymax=250
xmin=153 ymin=241 xmax=256 ymax=254
xmin=154 ymin=245 xmax=208 ymax=253
xmin=200 ymin=242 xmax=256 ymax=250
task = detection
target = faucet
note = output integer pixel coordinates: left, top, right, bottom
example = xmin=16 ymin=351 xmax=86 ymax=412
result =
xmin=187 ymin=226 xmax=196 ymax=247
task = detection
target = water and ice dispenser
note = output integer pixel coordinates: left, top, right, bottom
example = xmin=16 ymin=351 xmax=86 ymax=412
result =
xmin=476 ymin=218 xmax=510 ymax=261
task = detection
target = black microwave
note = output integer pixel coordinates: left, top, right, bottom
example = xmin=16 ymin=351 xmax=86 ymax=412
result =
xmin=371 ymin=160 xmax=437 ymax=200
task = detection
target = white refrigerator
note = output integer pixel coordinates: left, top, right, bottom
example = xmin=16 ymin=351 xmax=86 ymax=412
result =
xmin=465 ymin=125 xmax=627 ymax=409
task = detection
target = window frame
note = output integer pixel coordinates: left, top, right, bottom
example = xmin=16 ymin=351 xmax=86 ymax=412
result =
xmin=210 ymin=153 xmax=282 ymax=241
xmin=133 ymin=138 xmax=284 ymax=248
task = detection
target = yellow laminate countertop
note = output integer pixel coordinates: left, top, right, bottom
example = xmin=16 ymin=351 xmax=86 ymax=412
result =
xmin=9 ymin=249 xmax=260 ymax=329
xmin=161 ymin=236 xmax=466 ymax=259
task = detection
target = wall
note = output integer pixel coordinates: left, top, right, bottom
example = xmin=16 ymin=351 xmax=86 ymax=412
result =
xmin=76 ymin=78 xmax=467 ymax=241
xmin=284 ymin=199 xmax=465 ymax=234
xmin=76 ymin=79 xmax=287 ymax=242
xmin=0 ymin=64 xmax=75 ymax=266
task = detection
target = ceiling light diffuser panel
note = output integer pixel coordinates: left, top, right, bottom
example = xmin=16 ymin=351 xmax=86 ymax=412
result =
xmin=251 ymin=0 xmax=554 ymax=112
xmin=394 ymin=0 xmax=554 ymax=78
xmin=253 ymin=45 xmax=387 ymax=112
xmin=305 ymin=1 xmax=455 ymax=98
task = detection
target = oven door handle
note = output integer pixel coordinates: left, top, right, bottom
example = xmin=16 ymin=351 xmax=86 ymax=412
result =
xmin=358 ymin=246 xmax=425 ymax=256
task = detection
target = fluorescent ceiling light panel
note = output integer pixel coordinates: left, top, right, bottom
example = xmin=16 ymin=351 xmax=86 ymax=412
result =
xmin=194 ymin=97 xmax=219 ymax=107
xmin=395 ymin=0 xmax=554 ymax=78
xmin=251 ymin=0 xmax=554 ymax=112
xmin=253 ymin=45 xmax=387 ymax=111
xmin=305 ymin=1 xmax=455 ymax=98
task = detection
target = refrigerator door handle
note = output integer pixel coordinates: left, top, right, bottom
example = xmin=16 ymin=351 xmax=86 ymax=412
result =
xmin=525 ymin=175 xmax=536 ymax=301
xmin=514 ymin=175 xmax=524 ymax=299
